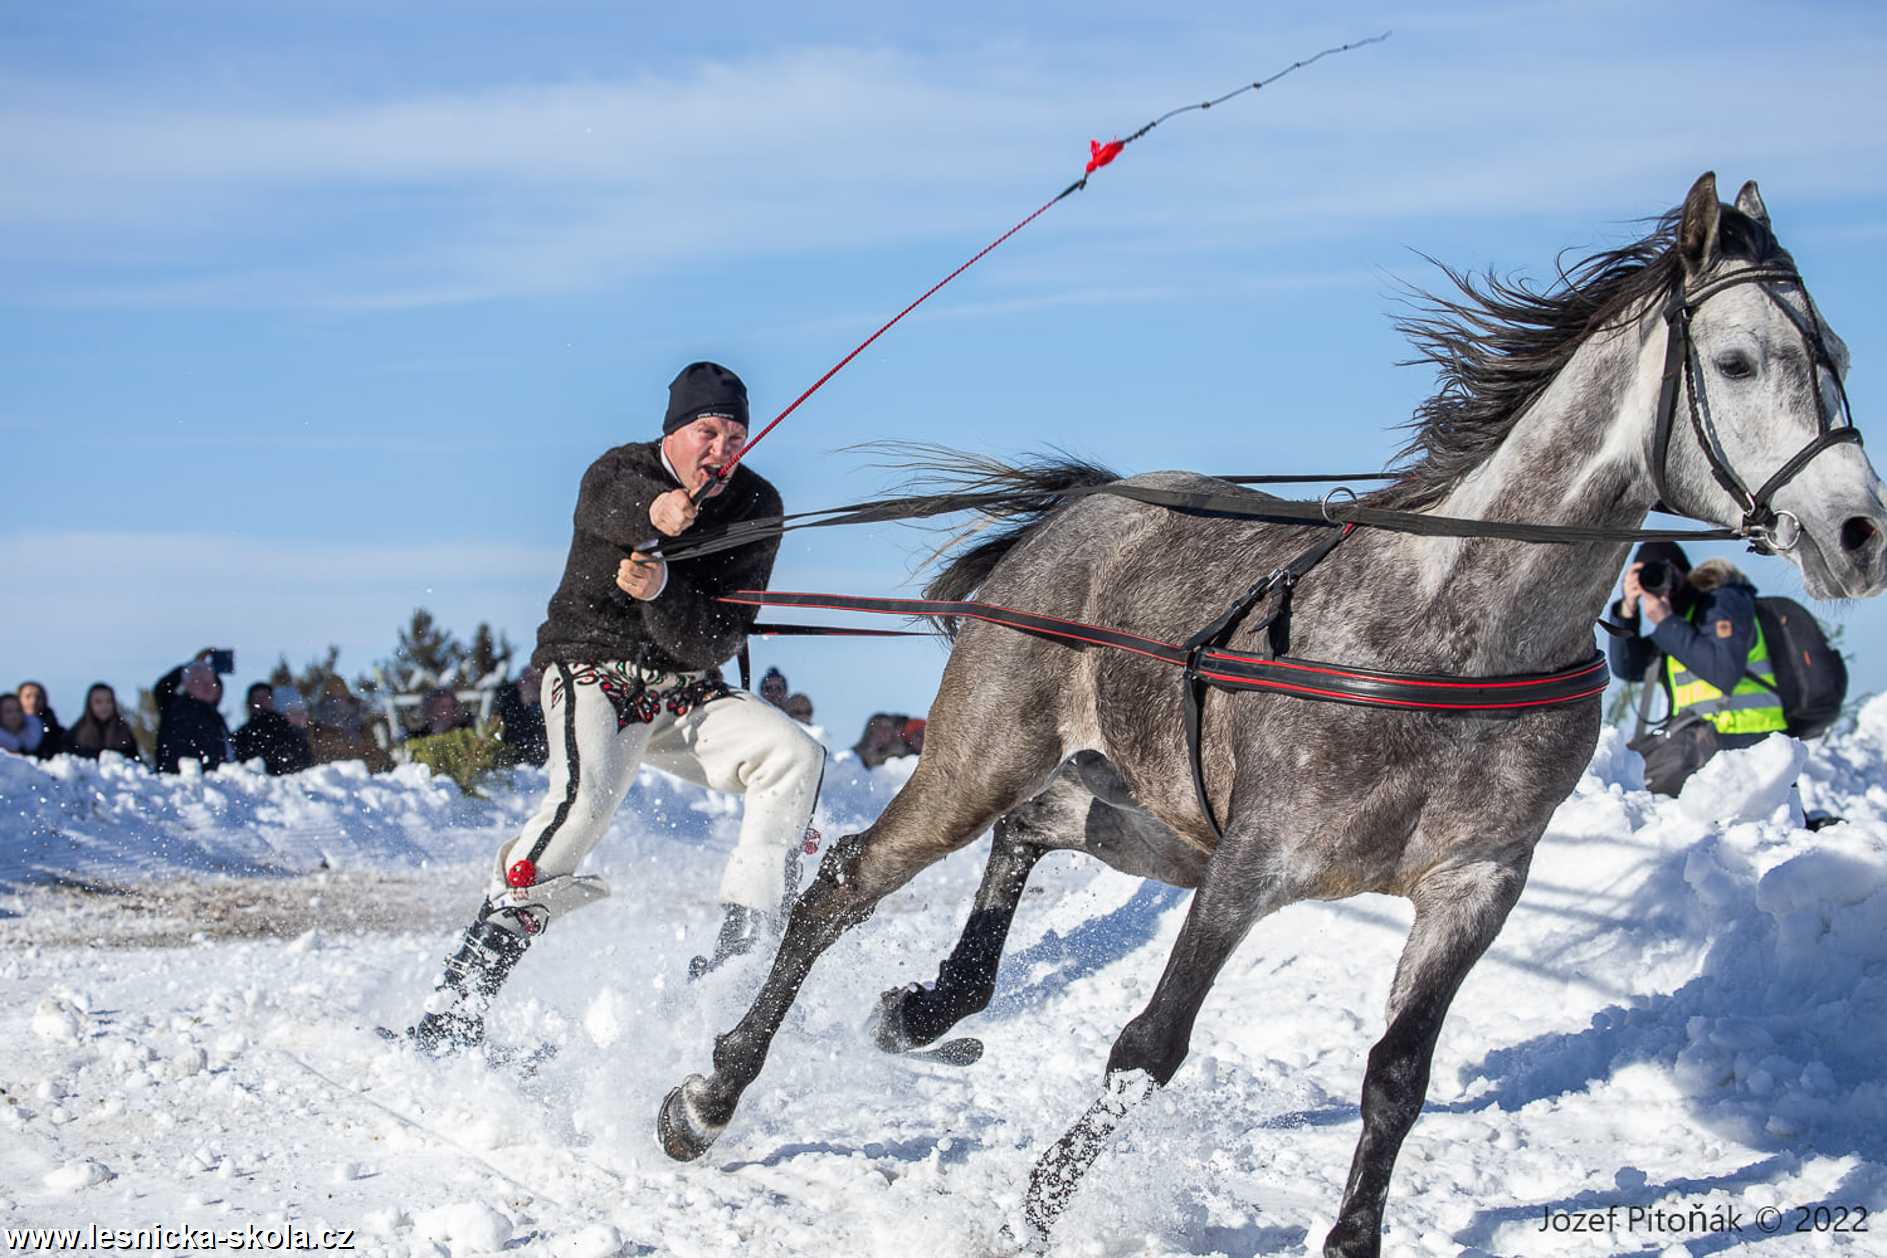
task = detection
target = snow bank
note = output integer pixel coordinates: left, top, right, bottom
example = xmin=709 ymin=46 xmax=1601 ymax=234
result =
xmin=0 ymin=742 xmax=913 ymax=891
xmin=1468 ymin=705 xmax=1887 ymax=1160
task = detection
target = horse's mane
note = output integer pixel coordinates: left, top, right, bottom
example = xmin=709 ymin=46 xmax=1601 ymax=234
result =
xmin=1373 ymin=203 xmax=1789 ymax=511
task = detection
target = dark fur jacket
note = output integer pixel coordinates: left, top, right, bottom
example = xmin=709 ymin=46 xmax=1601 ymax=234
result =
xmin=531 ymin=441 xmax=783 ymax=674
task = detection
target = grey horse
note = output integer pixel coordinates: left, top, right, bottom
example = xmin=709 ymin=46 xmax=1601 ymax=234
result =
xmin=658 ymin=173 xmax=1887 ymax=1255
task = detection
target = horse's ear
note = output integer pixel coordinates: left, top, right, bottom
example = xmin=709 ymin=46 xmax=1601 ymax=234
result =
xmin=1734 ymin=179 xmax=1769 ymax=226
xmin=1679 ymin=172 xmax=1721 ymax=280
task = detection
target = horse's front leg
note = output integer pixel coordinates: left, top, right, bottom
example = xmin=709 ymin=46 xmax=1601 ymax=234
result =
xmin=657 ymin=741 xmax=1058 ymax=1161
xmin=1323 ymin=856 xmax=1530 ymax=1258
xmin=1023 ymin=829 xmax=1290 ymax=1238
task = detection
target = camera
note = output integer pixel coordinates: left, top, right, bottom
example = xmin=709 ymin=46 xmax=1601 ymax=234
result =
xmin=208 ymin=648 xmax=236 ymax=675
xmin=1638 ymin=560 xmax=1674 ymax=597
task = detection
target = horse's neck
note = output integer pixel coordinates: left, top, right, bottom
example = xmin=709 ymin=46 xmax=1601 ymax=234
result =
xmin=1402 ymin=307 xmax=1663 ymax=671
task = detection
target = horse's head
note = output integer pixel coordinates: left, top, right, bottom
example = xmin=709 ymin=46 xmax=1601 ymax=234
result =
xmin=1654 ymin=171 xmax=1885 ymax=599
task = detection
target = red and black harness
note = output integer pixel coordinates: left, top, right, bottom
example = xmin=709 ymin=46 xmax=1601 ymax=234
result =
xmin=725 ymin=522 xmax=1608 ymax=838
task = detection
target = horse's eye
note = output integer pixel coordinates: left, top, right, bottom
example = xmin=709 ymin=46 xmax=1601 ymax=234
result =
xmin=1715 ymin=351 xmax=1756 ymax=380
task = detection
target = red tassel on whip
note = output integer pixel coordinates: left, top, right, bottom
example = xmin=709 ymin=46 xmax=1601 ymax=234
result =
xmin=679 ymin=31 xmax=1391 ymax=501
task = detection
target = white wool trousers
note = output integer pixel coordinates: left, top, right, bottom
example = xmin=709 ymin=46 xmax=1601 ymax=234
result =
xmin=493 ymin=661 xmax=825 ymax=913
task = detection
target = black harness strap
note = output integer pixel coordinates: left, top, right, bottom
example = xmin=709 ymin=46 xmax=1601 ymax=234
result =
xmin=1087 ymin=483 xmax=1738 ymax=545
xmin=1750 ymin=427 xmax=1862 ymax=508
xmin=1650 ymin=294 xmax=1689 ymax=516
xmin=723 ymin=580 xmax=1608 ymax=839
xmin=656 ymin=477 xmax=1738 ymax=566
xmin=1181 ymin=525 xmax=1356 ymax=837
xmin=749 ymin=622 xmax=931 ymax=638
xmin=1648 ymin=266 xmax=1862 ymax=550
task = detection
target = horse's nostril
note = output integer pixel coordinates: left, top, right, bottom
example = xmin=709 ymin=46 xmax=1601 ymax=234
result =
xmin=1840 ymin=516 xmax=1882 ymax=554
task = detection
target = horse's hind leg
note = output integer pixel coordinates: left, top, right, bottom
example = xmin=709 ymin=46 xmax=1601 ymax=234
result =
xmin=1322 ymin=858 xmax=1528 ymax=1258
xmin=871 ymin=815 xmax=1045 ymax=1052
xmin=657 ymin=732 xmax=1061 ymax=1161
xmin=873 ymin=752 xmax=1206 ymax=1053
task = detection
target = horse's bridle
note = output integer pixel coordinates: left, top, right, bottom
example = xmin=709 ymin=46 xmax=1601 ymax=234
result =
xmin=1650 ymin=264 xmax=1862 ymax=554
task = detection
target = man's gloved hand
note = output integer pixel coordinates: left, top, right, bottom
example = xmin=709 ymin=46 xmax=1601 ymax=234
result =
xmin=617 ymin=553 xmax=667 ymax=600
xmin=650 ymin=488 xmax=700 ymax=537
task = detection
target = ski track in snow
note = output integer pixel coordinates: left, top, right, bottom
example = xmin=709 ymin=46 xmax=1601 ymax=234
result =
xmin=3 ymin=705 xmax=1887 ymax=1257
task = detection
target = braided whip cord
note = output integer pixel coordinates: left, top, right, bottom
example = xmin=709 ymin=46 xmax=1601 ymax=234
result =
xmin=696 ymin=31 xmax=1392 ymax=498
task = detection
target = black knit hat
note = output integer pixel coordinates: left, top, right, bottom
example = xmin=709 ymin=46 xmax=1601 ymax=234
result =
xmin=1633 ymin=540 xmax=1692 ymax=571
xmin=664 ymin=361 xmax=750 ymax=435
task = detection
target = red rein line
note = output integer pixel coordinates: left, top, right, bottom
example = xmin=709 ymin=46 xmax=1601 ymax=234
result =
xmin=721 ymin=589 xmax=1608 ymax=715
xmin=697 ymin=33 xmax=1391 ymax=494
xmin=715 ymin=190 xmax=1071 ymax=488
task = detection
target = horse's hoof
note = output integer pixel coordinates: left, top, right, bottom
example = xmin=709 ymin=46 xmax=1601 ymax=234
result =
xmin=869 ymin=983 xmax=924 ymax=1053
xmin=996 ymin=1218 xmax=1050 ymax=1255
xmin=656 ymin=1075 xmax=725 ymax=1162
xmin=1320 ymin=1216 xmax=1382 ymax=1257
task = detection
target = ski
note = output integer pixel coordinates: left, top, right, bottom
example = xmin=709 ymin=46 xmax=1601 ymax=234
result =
xmin=900 ymin=1036 xmax=984 ymax=1067
xmin=373 ymin=1024 xmax=560 ymax=1079
xmin=271 ymin=1045 xmax=576 ymax=1211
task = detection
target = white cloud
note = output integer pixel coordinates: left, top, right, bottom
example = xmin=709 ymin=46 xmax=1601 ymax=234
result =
xmin=2 ymin=19 xmax=1883 ymax=309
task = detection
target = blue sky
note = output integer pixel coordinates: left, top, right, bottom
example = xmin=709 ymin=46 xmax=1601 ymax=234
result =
xmin=4 ymin=1 xmax=1886 ymax=742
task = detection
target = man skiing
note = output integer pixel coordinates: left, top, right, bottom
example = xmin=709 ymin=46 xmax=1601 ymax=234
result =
xmin=403 ymin=361 xmax=826 ymax=1053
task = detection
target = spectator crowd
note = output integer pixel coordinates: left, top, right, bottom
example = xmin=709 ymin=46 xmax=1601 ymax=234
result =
xmin=2 ymin=654 xmax=924 ymax=779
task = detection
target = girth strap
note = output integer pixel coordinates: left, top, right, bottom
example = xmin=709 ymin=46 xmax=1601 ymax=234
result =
xmin=1182 ymin=526 xmax=1354 ymax=839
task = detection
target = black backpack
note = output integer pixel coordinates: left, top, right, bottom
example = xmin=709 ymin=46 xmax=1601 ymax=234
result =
xmin=1751 ymin=596 xmax=1848 ymax=740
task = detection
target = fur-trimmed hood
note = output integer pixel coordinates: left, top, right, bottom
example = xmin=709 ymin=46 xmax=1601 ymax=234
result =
xmin=1687 ymin=557 xmax=1752 ymax=593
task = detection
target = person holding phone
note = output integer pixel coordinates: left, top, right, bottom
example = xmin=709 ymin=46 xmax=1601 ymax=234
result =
xmin=154 ymin=648 xmax=236 ymax=774
xmin=396 ymin=361 xmax=826 ymax=1056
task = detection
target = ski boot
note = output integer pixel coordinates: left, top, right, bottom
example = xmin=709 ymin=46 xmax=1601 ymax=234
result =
xmin=406 ymin=900 xmax=537 ymax=1053
xmin=686 ymin=903 xmax=772 ymax=980
xmin=688 ymin=836 xmax=816 ymax=980
xmin=397 ymin=871 xmax=610 ymax=1053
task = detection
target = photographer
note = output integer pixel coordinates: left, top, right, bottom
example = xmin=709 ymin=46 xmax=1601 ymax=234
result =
xmin=1610 ymin=541 xmax=1786 ymax=795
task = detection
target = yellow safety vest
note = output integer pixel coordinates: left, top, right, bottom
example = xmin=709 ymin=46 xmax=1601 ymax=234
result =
xmin=1665 ymin=610 xmax=1788 ymax=736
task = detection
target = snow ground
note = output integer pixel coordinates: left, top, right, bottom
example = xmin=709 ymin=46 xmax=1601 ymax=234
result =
xmin=3 ymin=704 xmax=1886 ymax=1258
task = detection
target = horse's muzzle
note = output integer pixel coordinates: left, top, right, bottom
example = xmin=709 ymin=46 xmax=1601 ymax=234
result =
xmin=1803 ymin=503 xmax=1887 ymax=598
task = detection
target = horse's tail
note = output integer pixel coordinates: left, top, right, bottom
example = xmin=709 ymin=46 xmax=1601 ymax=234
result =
xmin=856 ymin=443 xmax=1119 ymax=638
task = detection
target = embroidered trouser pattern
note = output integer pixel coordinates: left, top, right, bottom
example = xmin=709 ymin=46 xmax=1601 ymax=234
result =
xmin=494 ymin=661 xmax=826 ymax=911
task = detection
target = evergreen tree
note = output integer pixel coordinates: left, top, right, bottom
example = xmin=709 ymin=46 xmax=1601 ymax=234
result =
xmin=465 ymin=622 xmax=513 ymax=684
xmin=270 ymin=646 xmax=346 ymax=699
xmin=389 ymin=608 xmax=461 ymax=685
